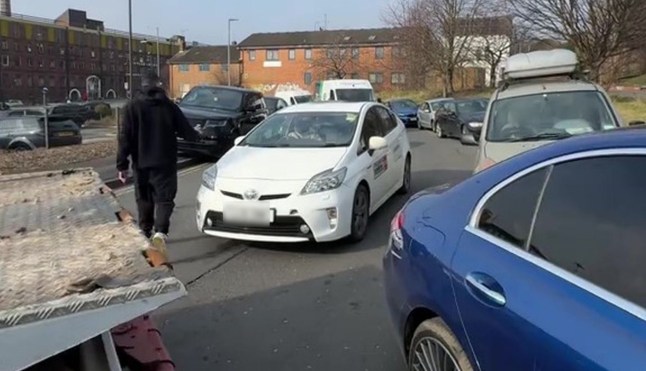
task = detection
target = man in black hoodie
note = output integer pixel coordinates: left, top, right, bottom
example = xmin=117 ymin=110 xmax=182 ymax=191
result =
xmin=117 ymin=70 xmax=199 ymax=252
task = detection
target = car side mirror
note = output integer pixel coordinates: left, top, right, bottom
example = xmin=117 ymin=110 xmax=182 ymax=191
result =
xmin=628 ymin=120 xmax=645 ymax=126
xmin=467 ymin=122 xmax=483 ymax=134
xmin=368 ymin=136 xmax=387 ymax=150
xmin=234 ymin=136 xmax=245 ymax=146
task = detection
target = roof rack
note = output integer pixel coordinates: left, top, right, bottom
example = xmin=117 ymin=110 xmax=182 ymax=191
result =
xmin=498 ymin=70 xmax=590 ymax=91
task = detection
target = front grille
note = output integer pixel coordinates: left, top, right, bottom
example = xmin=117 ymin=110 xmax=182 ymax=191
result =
xmin=220 ymin=190 xmax=291 ymax=201
xmin=204 ymin=211 xmax=312 ymax=238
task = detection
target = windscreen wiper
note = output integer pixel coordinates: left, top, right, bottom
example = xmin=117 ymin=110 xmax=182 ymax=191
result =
xmin=508 ymin=132 xmax=572 ymax=142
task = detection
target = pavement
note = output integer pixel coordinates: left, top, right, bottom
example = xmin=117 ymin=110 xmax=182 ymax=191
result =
xmin=114 ymin=130 xmax=477 ymax=370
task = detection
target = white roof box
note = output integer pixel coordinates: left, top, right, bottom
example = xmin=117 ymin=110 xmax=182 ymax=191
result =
xmin=504 ymin=49 xmax=578 ymax=80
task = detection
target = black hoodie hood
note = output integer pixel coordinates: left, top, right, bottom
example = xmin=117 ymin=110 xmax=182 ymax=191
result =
xmin=139 ymin=86 xmax=168 ymax=104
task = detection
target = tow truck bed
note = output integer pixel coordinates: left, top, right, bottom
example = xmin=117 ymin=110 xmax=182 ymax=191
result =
xmin=0 ymin=169 xmax=186 ymax=371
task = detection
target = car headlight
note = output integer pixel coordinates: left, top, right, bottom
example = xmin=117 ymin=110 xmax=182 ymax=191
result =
xmin=301 ymin=167 xmax=347 ymax=195
xmin=201 ymin=165 xmax=217 ymax=190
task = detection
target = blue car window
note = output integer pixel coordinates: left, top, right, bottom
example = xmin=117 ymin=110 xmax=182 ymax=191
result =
xmin=478 ymin=168 xmax=549 ymax=248
xmin=530 ymin=155 xmax=646 ymax=308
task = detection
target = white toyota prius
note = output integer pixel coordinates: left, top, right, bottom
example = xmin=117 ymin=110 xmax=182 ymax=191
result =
xmin=196 ymin=101 xmax=412 ymax=243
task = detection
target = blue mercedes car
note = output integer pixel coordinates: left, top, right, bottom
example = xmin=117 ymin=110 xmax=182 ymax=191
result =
xmin=387 ymin=99 xmax=419 ymax=128
xmin=384 ymin=126 xmax=646 ymax=370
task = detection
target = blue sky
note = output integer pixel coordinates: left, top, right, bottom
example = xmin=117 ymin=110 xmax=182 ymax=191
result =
xmin=14 ymin=0 xmax=393 ymax=44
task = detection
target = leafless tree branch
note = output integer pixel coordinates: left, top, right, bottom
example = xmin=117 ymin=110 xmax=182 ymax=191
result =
xmin=507 ymin=0 xmax=646 ymax=82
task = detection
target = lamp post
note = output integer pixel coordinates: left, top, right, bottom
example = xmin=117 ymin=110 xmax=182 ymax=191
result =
xmin=141 ymin=28 xmax=160 ymax=77
xmin=42 ymin=87 xmax=49 ymax=149
xmin=127 ymin=0 xmax=133 ymax=100
xmin=227 ymin=18 xmax=239 ymax=86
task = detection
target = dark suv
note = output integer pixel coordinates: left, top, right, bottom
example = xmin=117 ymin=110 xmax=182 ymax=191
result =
xmin=177 ymin=85 xmax=267 ymax=158
xmin=0 ymin=116 xmax=82 ymax=150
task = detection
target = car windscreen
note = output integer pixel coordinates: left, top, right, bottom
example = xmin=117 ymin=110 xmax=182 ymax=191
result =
xmin=390 ymin=100 xmax=417 ymax=111
xmin=180 ymin=87 xmax=244 ymax=112
xmin=241 ymin=112 xmax=359 ymax=148
xmin=294 ymin=95 xmax=312 ymax=104
xmin=335 ymin=89 xmax=373 ymax=102
xmin=454 ymin=99 xmax=488 ymax=120
xmin=486 ymin=91 xmax=617 ymax=142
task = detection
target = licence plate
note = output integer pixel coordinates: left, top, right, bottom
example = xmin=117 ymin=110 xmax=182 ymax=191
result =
xmin=410 ymin=117 xmax=418 ymax=122
xmin=223 ymin=201 xmax=273 ymax=226
xmin=55 ymin=131 xmax=74 ymax=137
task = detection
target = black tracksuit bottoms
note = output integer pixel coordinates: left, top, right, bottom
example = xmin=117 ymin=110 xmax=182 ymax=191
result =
xmin=133 ymin=166 xmax=177 ymax=236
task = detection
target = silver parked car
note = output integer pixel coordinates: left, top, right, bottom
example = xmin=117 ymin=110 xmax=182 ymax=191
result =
xmin=470 ymin=49 xmax=623 ymax=173
xmin=417 ymin=98 xmax=455 ymax=131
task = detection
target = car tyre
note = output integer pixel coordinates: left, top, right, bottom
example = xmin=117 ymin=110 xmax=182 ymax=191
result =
xmin=398 ymin=155 xmax=411 ymax=195
xmin=9 ymin=142 xmax=32 ymax=151
xmin=430 ymin=120 xmax=436 ymax=132
xmin=417 ymin=120 xmax=423 ymax=130
xmin=349 ymin=185 xmax=370 ymax=243
xmin=408 ymin=318 xmax=474 ymax=371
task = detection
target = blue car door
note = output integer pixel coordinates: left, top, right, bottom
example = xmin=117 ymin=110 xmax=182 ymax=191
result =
xmin=450 ymin=168 xmax=550 ymax=370
xmin=452 ymin=154 xmax=646 ymax=371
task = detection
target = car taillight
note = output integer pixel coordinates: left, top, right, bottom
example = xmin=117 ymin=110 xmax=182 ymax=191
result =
xmin=390 ymin=209 xmax=405 ymax=251
xmin=391 ymin=209 xmax=404 ymax=233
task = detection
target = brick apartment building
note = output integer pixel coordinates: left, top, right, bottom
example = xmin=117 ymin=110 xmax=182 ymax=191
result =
xmin=168 ymin=45 xmax=241 ymax=99
xmin=0 ymin=6 xmax=183 ymax=104
xmin=237 ymin=28 xmax=407 ymax=96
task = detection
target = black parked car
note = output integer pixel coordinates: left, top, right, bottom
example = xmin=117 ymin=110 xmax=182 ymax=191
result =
xmin=83 ymin=101 xmax=112 ymax=120
xmin=177 ymin=85 xmax=267 ymax=158
xmin=0 ymin=116 xmax=82 ymax=151
xmin=435 ymin=98 xmax=488 ymax=140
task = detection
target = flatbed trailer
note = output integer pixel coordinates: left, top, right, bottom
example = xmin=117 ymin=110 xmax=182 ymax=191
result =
xmin=0 ymin=169 xmax=186 ymax=371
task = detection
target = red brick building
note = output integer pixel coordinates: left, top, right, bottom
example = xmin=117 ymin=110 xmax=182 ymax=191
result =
xmin=0 ymin=8 xmax=183 ymax=104
xmin=237 ymin=28 xmax=408 ymax=96
xmin=168 ymin=45 xmax=241 ymax=99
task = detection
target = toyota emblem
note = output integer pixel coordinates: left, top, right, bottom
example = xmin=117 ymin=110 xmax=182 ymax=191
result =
xmin=243 ymin=189 xmax=259 ymax=200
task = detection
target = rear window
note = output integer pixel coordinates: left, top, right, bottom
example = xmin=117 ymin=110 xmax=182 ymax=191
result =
xmin=486 ymin=91 xmax=617 ymax=142
xmin=335 ymin=89 xmax=374 ymax=102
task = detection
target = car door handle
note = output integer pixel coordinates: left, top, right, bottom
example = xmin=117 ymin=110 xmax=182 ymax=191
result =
xmin=465 ymin=273 xmax=507 ymax=307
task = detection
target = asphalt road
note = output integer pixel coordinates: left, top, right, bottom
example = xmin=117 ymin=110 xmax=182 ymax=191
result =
xmin=116 ymin=129 xmax=477 ymax=370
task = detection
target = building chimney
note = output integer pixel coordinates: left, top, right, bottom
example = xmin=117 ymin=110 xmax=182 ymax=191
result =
xmin=1 ymin=0 xmax=11 ymax=17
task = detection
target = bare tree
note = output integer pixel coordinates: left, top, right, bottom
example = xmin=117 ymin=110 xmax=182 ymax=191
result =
xmin=385 ymin=0 xmax=486 ymax=96
xmin=507 ymin=0 xmax=646 ymax=83
xmin=311 ymin=41 xmax=363 ymax=79
xmin=211 ymin=65 xmax=241 ymax=86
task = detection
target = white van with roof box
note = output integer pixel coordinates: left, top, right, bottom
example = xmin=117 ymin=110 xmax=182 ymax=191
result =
xmin=315 ymin=79 xmax=375 ymax=102
xmin=468 ymin=49 xmax=623 ymax=173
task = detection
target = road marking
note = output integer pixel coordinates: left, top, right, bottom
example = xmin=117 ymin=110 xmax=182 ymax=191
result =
xmin=113 ymin=163 xmax=211 ymax=196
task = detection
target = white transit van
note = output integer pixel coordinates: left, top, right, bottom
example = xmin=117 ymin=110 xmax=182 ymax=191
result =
xmin=274 ymin=90 xmax=313 ymax=106
xmin=315 ymin=79 xmax=375 ymax=102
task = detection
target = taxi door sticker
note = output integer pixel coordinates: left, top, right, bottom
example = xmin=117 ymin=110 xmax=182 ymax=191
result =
xmin=374 ymin=154 xmax=388 ymax=179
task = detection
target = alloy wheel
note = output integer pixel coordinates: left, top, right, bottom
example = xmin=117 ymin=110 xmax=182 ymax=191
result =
xmin=411 ymin=337 xmax=462 ymax=371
